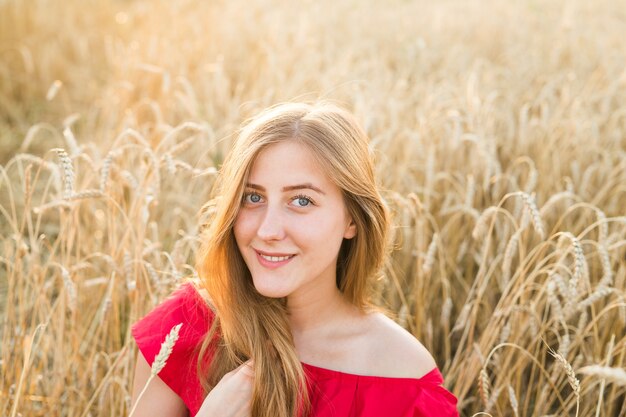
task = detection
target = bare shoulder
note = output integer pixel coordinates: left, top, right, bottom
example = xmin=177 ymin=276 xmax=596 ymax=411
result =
xmin=365 ymin=312 xmax=438 ymax=379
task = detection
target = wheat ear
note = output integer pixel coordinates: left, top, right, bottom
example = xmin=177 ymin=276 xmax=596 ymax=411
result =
xmin=479 ymin=368 xmax=491 ymax=408
xmin=422 ymin=233 xmax=438 ymax=276
xmin=549 ymin=349 xmax=580 ymax=400
xmin=472 ymin=206 xmax=498 ymax=240
xmin=508 ymin=384 xmax=519 ymax=417
xmin=52 ymin=148 xmax=74 ymax=199
xmin=520 ymin=192 xmax=546 ymax=239
xmin=60 ymin=266 xmax=77 ymax=312
xmin=578 ymin=366 xmax=626 ymax=386
xmin=128 ymin=323 xmax=183 ymax=417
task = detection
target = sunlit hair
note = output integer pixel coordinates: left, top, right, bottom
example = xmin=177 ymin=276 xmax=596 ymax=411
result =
xmin=194 ymin=100 xmax=390 ymax=417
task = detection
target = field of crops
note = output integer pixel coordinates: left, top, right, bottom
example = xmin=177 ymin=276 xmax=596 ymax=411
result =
xmin=1 ymin=0 xmax=625 ymax=415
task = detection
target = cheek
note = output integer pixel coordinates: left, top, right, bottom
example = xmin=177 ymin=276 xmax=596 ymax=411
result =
xmin=296 ymin=214 xmax=344 ymax=245
xmin=233 ymin=211 xmax=255 ymax=243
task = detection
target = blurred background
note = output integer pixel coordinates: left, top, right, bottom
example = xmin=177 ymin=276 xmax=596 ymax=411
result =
xmin=1 ymin=0 xmax=625 ymax=415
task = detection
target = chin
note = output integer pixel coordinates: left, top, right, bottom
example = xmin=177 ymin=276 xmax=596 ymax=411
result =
xmin=254 ymin=287 xmax=290 ymax=299
xmin=251 ymin=278 xmax=292 ymax=299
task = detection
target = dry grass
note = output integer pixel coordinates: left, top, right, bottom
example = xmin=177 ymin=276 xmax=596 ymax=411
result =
xmin=1 ymin=0 xmax=625 ymax=415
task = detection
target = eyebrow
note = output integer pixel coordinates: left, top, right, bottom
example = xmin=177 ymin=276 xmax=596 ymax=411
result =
xmin=245 ymin=182 xmax=326 ymax=195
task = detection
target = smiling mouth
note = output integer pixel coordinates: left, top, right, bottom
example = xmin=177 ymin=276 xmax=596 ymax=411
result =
xmin=254 ymin=250 xmax=296 ymax=267
xmin=259 ymin=254 xmax=294 ymax=262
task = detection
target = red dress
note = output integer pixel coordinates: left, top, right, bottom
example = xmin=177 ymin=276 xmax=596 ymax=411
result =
xmin=131 ymin=283 xmax=459 ymax=417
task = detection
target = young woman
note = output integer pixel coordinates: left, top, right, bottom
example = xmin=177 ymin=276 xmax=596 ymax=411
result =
xmin=130 ymin=101 xmax=459 ymax=417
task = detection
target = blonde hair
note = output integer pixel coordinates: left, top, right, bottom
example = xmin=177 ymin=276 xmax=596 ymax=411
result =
xmin=194 ymin=100 xmax=390 ymax=417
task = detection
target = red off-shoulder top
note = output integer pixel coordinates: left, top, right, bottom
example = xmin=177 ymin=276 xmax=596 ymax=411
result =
xmin=131 ymin=282 xmax=459 ymax=417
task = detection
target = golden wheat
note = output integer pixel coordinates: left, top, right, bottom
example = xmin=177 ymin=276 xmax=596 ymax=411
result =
xmin=1 ymin=0 xmax=625 ymax=416
xmin=128 ymin=323 xmax=183 ymax=417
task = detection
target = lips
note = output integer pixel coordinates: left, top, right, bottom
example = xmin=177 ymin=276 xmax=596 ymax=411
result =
xmin=255 ymin=249 xmax=296 ymax=257
xmin=259 ymin=254 xmax=293 ymax=262
xmin=254 ymin=249 xmax=296 ymax=269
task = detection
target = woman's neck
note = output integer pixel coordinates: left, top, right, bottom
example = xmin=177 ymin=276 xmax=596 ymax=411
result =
xmin=286 ymin=286 xmax=361 ymax=337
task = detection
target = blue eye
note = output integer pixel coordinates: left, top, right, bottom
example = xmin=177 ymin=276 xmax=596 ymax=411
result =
xmin=244 ymin=192 xmax=262 ymax=204
xmin=292 ymin=194 xmax=313 ymax=207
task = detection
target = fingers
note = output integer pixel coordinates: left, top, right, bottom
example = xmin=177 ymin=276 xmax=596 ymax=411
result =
xmin=198 ymin=359 xmax=255 ymax=415
xmin=225 ymin=359 xmax=254 ymax=378
xmin=239 ymin=359 xmax=254 ymax=378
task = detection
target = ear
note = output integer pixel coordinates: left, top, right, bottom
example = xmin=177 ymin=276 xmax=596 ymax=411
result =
xmin=343 ymin=218 xmax=357 ymax=239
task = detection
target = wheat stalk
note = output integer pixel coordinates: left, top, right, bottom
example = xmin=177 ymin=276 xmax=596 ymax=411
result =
xmin=570 ymin=237 xmax=586 ymax=296
xmin=465 ymin=174 xmax=475 ymax=207
xmin=128 ymin=323 xmax=183 ymax=417
xmin=559 ymin=232 xmax=586 ymax=301
xmin=595 ymin=208 xmax=608 ymax=243
xmin=553 ymin=274 xmax=572 ymax=319
xmin=479 ymin=368 xmax=491 ymax=408
xmin=9 ymin=324 xmax=47 ymax=417
xmin=100 ymin=151 xmax=116 ymax=192
xmin=549 ymin=349 xmax=580 ymax=400
xmin=163 ymin=152 xmax=176 ymax=174
xmin=501 ymin=230 xmax=520 ymax=288
xmin=32 ymin=200 xmax=72 ymax=213
xmin=121 ymin=170 xmax=139 ymax=190
xmin=452 ymin=303 xmax=472 ymax=333
xmin=539 ymin=191 xmax=577 ymax=216
xmin=472 ymin=206 xmax=498 ymax=240
xmin=124 ymin=251 xmax=136 ymax=292
xmin=441 ymin=297 xmax=453 ymax=328
xmin=597 ymin=244 xmax=613 ymax=288
xmin=422 ymin=233 xmax=438 ymax=276
xmin=144 ymin=262 xmax=161 ymax=289
xmin=524 ymin=165 xmax=538 ymax=193
xmin=578 ymin=366 xmax=626 ymax=386
xmin=499 ymin=322 xmax=511 ymax=344
xmin=577 ymin=311 xmax=588 ymax=331
xmin=559 ymin=331 xmax=570 ymax=359
xmin=577 ymin=286 xmax=613 ymax=311
xmin=486 ymin=385 xmax=502 ymax=412
xmin=520 ymin=192 xmax=545 ymax=239
xmin=52 ymin=148 xmax=74 ymax=199
xmin=46 ymin=80 xmax=63 ymax=101
xmin=60 ymin=265 xmax=77 ymax=312
xmin=547 ymin=278 xmax=565 ymax=325
xmin=63 ymin=125 xmax=80 ymax=156
xmin=99 ymin=296 xmax=112 ymax=322
xmin=455 ymin=239 xmax=468 ymax=263
xmin=68 ymin=189 xmax=104 ymax=200
xmin=508 ymin=384 xmax=519 ymax=417
xmin=398 ymin=303 xmax=409 ymax=328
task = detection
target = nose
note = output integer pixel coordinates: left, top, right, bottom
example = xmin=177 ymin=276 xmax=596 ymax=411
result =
xmin=256 ymin=204 xmax=286 ymax=241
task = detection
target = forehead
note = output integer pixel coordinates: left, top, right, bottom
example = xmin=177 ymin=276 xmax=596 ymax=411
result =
xmin=247 ymin=140 xmax=333 ymax=188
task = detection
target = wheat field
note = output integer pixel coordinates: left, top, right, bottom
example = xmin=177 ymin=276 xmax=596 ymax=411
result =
xmin=1 ymin=0 xmax=625 ymax=415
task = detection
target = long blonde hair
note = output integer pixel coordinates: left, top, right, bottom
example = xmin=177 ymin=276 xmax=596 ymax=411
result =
xmin=194 ymin=100 xmax=390 ymax=417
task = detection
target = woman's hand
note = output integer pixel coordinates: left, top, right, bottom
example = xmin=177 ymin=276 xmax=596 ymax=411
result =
xmin=196 ymin=359 xmax=255 ymax=417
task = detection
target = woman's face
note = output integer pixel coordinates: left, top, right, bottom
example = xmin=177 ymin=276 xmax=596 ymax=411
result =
xmin=233 ymin=140 xmax=356 ymax=300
